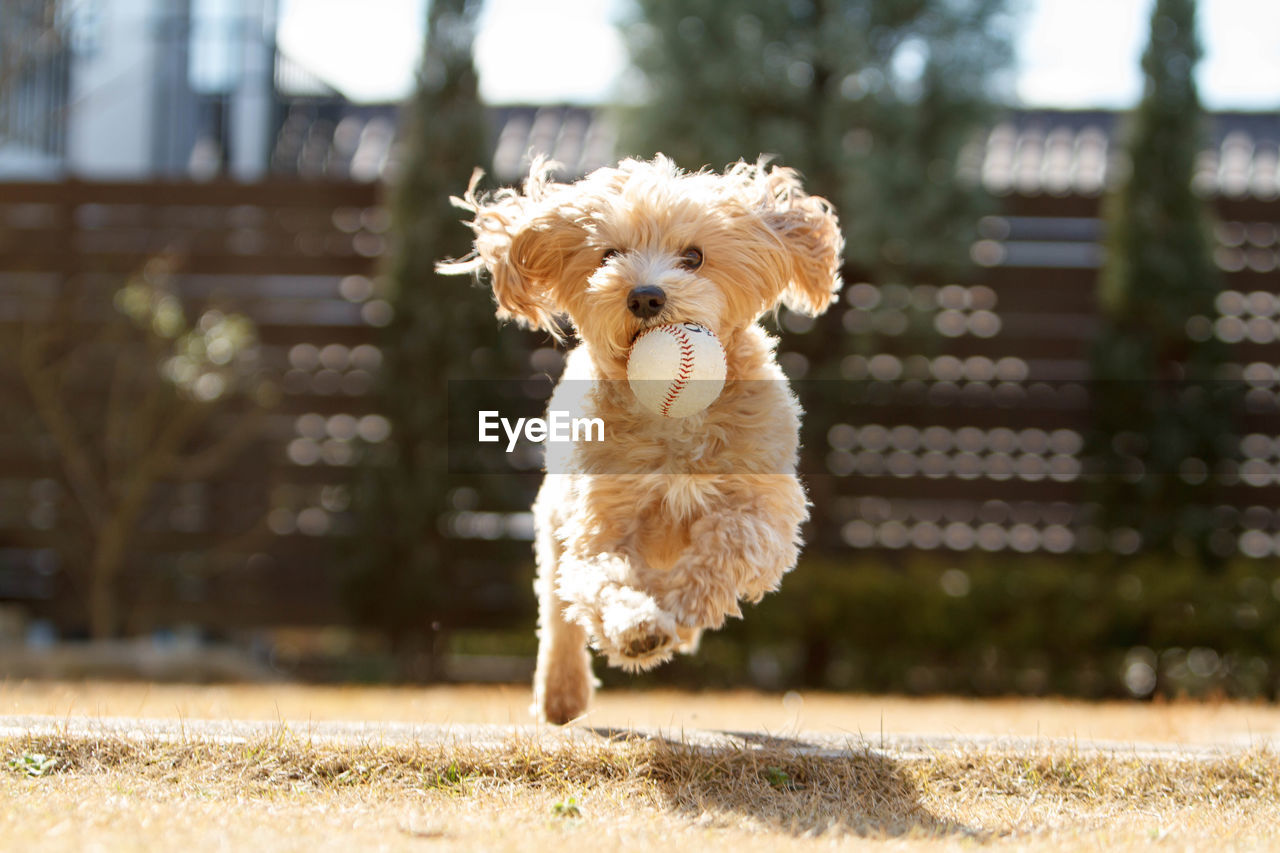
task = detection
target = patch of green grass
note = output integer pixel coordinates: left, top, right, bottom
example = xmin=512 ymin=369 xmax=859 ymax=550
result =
xmin=8 ymin=752 xmax=58 ymax=778
xmin=427 ymin=761 xmax=472 ymax=791
xmin=764 ymin=765 xmax=802 ymax=790
xmin=551 ymin=796 xmax=582 ymax=818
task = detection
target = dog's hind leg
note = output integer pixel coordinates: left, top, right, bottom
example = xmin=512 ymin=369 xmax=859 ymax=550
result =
xmin=676 ymin=626 xmax=703 ymax=654
xmin=532 ymin=528 xmax=596 ymax=725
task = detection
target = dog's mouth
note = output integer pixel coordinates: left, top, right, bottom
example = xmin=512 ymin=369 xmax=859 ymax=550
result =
xmin=629 ymin=316 xmax=668 ymax=345
xmin=628 ymin=313 xmax=711 ymax=345
xmin=624 ymin=312 xmax=686 ymax=343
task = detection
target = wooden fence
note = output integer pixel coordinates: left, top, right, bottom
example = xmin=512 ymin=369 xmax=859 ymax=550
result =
xmin=0 ymin=179 xmax=1278 ymax=634
xmin=0 ymin=179 xmax=424 ymax=634
xmin=795 ymin=191 xmax=1280 ymax=560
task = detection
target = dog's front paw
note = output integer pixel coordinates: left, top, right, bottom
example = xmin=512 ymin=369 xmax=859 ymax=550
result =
xmin=597 ymin=584 xmax=679 ymax=672
xmin=607 ymin=616 xmax=677 ymax=672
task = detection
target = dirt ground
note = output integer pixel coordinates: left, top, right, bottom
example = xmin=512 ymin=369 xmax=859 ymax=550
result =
xmin=2 ymin=679 xmax=1279 ymax=745
xmin=4 ymin=682 xmax=1280 ymax=851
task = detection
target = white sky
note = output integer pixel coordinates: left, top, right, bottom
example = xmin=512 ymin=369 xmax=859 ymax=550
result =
xmin=276 ymin=0 xmax=1280 ymax=109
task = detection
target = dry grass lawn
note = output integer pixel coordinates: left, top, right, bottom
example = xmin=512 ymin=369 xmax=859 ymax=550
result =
xmin=3 ymin=681 xmax=1280 ymax=851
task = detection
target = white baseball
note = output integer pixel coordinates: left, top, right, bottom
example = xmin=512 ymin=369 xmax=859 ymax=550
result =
xmin=626 ymin=323 xmax=727 ymax=418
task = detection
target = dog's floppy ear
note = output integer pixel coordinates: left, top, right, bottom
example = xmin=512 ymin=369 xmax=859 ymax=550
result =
xmin=757 ymin=165 xmax=844 ymax=317
xmin=438 ymin=162 xmax=584 ymax=333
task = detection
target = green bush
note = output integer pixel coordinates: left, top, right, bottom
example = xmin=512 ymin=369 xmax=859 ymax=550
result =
xmin=605 ymin=553 xmax=1280 ymax=699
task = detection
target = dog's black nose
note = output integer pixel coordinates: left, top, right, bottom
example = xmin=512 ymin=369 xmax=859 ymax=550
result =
xmin=627 ymin=285 xmax=666 ymax=319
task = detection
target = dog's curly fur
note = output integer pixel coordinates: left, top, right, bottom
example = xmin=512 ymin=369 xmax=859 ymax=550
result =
xmin=441 ymin=155 xmax=843 ymax=724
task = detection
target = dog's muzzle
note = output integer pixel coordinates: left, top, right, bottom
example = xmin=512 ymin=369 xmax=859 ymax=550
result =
xmin=626 ymin=285 xmax=666 ymax=320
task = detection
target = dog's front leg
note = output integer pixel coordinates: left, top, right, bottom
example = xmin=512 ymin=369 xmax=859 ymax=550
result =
xmin=557 ymin=552 xmax=684 ymax=672
xmin=657 ymin=477 xmax=808 ymax=631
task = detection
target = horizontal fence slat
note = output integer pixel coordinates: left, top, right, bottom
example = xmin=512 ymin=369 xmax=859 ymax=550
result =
xmin=0 ymin=252 xmax=380 ymax=277
xmin=0 ymin=179 xmax=382 ymax=208
xmin=998 ymin=191 xmax=1280 ymax=223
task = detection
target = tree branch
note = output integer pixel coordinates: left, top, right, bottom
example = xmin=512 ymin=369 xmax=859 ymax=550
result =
xmin=18 ymin=323 xmax=108 ymax=530
xmin=103 ymin=330 xmax=143 ymax=480
xmin=168 ymin=405 xmax=268 ymax=483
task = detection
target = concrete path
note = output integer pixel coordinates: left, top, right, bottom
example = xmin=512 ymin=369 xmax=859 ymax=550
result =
xmin=1 ymin=714 xmax=1270 ymax=762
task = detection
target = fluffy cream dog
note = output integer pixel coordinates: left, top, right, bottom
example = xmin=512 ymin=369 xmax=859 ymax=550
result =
xmin=442 ymin=156 xmax=843 ymax=724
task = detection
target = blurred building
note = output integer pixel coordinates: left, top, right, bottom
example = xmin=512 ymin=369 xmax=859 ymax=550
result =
xmin=4 ymin=0 xmax=1272 ymax=191
xmin=0 ymin=0 xmax=358 ymax=180
xmin=0 ymin=0 xmax=72 ymax=174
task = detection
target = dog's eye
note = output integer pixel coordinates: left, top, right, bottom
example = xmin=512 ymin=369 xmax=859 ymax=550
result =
xmin=599 ymin=249 xmax=620 ymax=266
xmin=678 ymin=247 xmax=703 ymax=271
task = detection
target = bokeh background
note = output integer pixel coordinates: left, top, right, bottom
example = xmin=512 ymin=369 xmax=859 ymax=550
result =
xmin=1 ymin=0 xmax=1279 ymax=700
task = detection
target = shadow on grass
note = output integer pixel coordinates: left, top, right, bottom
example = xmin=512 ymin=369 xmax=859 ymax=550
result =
xmin=1 ymin=724 xmax=980 ymax=840
xmin=588 ymin=726 xmax=980 ymax=840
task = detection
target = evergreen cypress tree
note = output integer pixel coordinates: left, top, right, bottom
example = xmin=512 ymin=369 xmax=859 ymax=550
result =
xmin=620 ymin=0 xmax=1014 ymax=283
xmin=345 ymin=0 xmax=533 ymax=676
xmin=1090 ymin=0 xmax=1232 ymax=564
xmin=620 ymin=2 xmax=1014 ymax=681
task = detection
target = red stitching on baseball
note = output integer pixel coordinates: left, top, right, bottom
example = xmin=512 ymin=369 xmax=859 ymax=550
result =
xmin=660 ymin=326 xmax=696 ymax=417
